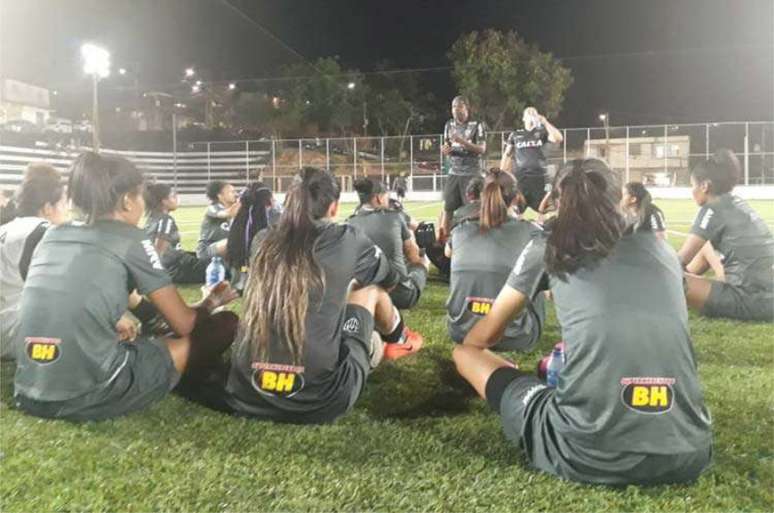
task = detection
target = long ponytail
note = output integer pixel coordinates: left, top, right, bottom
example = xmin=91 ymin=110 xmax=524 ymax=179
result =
xmin=545 ymin=159 xmax=625 ymax=279
xmin=242 ymin=167 xmax=340 ymax=365
xmin=226 ymin=182 xmax=273 ymax=269
xmin=479 ymin=168 xmax=517 ymax=232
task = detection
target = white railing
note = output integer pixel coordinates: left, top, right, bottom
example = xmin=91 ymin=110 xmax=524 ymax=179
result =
xmin=2 ymin=122 xmax=772 ymax=195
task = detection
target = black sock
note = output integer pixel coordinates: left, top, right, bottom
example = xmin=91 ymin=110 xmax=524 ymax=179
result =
xmin=382 ymin=314 xmax=405 ymax=344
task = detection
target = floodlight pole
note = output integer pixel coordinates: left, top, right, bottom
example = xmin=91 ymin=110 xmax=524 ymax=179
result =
xmin=92 ymin=73 xmax=100 ymax=151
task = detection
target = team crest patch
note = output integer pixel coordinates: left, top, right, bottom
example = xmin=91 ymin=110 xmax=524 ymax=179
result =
xmin=620 ymin=377 xmax=675 ymax=414
xmin=466 ymin=296 xmax=493 ymax=315
xmin=342 ymin=317 xmax=360 ymax=334
xmin=25 ymin=337 xmax=62 ymax=364
xmin=251 ymin=362 xmax=305 ymax=398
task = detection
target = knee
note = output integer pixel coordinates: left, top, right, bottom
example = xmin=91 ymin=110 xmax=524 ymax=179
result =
xmin=347 ymin=284 xmax=381 ymax=312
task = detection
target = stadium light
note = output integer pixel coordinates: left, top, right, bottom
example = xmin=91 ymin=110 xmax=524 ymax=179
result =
xmin=192 ymin=84 xmax=201 ymax=93
xmin=347 ymin=82 xmax=356 ymax=90
xmin=81 ymin=43 xmax=111 ymax=151
xmin=119 ymin=68 xmax=127 ymax=75
xmin=598 ymin=113 xmax=607 ymax=122
xmin=185 ymin=67 xmax=195 ymax=77
xmin=195 ymin=80 xmax=203 ymax=86
xmin=228 ymin=83 xmax=236 ymax=90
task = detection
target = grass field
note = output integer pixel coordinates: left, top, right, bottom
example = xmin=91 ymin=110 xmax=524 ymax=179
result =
xmin=1 ymin=199 xmax=773 ymax=512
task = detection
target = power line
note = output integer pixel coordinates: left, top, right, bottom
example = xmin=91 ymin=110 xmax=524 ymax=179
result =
xmin=218 ymin=0 xmax=323 ymax=75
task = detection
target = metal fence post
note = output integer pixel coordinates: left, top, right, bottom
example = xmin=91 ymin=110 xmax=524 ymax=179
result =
xmin=381 ymin=137 xmax=385 ymax=183
xmin=585 ymin=128 xmax=591 ymax=157
xmin=298 ymin=139 xmax=302 ymax=169
xmin=664 ymin=125 xmax=669 ymax=176
xmin=245 ymin=140 xmax=250 ymax=183
xmin=353 ymin=137 xmax=357 ymax=180
xmin=563 ymin=129 xmax=567 ymax=163
xmin=625 ymin=126 xmax=630 ymax=183
xmin=744 ymin=122 xmax=750 ymax=185
xmin=271 ymin=138 xmax=276 ymax=191
xmin=206 ymin=141 xmax=211 ymax=181
xmin=409 ymin=135 xmax=414 ymax=191
xmin=172 ymin=112 xmax=178 ymax=191
xmin=705 ymin=124 xmax=710 ymax=159
xmin=326 ymin=138 xmax=330 ymax=171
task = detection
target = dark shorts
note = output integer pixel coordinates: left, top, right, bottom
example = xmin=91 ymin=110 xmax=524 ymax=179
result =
xmin=389 ymin=264 xmax=428 ymax=309
xmin=15 ymin=338 xmax=179 ymax=422
xmin=487 ymin=367 xmax=712 ymax=485
xmin=444 ymin=174 xmax=477 ymax=213
xmin=515 ymin=171 xmax=550 ymax=213
xmin=165 ymin=250 xmax=208 ymax=284
xmin=703 ymin=281 xmax=774 ymax=322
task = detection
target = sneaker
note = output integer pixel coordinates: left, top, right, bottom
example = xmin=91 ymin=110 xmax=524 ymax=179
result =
xmin=383 ymin=327 xmax=424 ymax=361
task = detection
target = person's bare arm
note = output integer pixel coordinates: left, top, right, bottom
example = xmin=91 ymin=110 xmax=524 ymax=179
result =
xmin=500 ymin=144 xmax=514 ymax=172
xmin=147 ymin=282 xmax=237 ymax=336
xmin=540 ymin=116 xmax=563 ymax=144
xmin=463 ymin=286 xmax=527 ymax=349
xmin=677 ymin=234 xmax=708 ymax=268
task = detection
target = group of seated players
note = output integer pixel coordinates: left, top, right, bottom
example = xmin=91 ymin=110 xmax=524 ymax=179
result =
xmin=1 ymin=100 xmax=772 ymax=486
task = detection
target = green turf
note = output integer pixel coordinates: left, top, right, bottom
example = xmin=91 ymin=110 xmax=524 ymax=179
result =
xmin=1 ymin=200 xmax=773 ymax=512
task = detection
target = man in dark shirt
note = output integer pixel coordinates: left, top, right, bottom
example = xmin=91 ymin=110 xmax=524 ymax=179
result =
xmin=440 ymin=96 xmax=486 ymax=239
xmin=501 ymin=107 xmax=563 ymax=214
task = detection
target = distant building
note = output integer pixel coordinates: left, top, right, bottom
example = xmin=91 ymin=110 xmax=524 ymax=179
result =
xmin=0 ymin=79 xmax=52 ymax=126
xmin=585 ymin=134 xmax=690 ymax=185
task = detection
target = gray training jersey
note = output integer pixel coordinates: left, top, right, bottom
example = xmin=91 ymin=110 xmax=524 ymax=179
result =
xmin=196 ymin=203 xmax=231 ymax=257
xmin=0 ymin=216 xmax=49 ymax=357
xmin=347 ymin=207 xmax=411 ymax=288
xmin=444 ymin=119 xmax=486 ymax=176
xmin=224 ymin=222 xmax=398 ymax=420
xmin=690 ymin=194 xmax=774 ymax=292
xmin=14 ymin=220 xmax=172 ymax=401
xmin=508 ymin=231 xmax=712 ymax=455
xmin=447 ymin=217 xmax=546 ymax=349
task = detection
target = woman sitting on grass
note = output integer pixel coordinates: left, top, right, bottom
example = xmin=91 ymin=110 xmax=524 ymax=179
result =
xmin=1 ymin=163 xmax=68 ymax=359
xmin=219 ymin=167 xmax=424 ymax=424
xmin=144 ymin=183 xmax=209 ymax=284
xmin=446 ymin=168 xmax=545 ymax=351
xmin=621 ymin=181 xmax=667 ymax=239
xmin=348 ymin=177 xmax=429 ymax=310
xmin=195 ymin=180 xmax=240 ymax=260
xmin=14 ymin=152 xmax=238 ymax=421
xmin=678 ymin=149 xmax=774 ymax=322
xmin=453 ymin=158 xmax=712 ymax=485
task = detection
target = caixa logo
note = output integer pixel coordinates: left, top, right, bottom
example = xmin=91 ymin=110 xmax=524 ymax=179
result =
xmin=620 ymin=377 xmax=675 ymax=414
xmin=251 ymin=362 xmax=305 ymax=398
xmin=25 ymin=337 xmax=62 ymax=364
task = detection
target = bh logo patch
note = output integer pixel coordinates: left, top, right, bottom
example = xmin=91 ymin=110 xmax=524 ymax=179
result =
xmin=466 ymin=297 xmax=493 ymax=315
xmin=342 ymin=317 xmax=360 ymax=334
xmin=620 ymin=377 xmax=675 ymax=414
xmin=251 ymin=362 xmax=305 ymax=398
xmin=25 ymin=337 xmax=62 ymax=364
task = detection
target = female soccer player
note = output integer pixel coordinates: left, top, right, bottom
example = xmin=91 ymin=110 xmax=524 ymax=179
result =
xmin=14 ymin=152 xmax=238 ymax=421
xmin=678 ymin=149 xmax=774 ymax=321
xmin=144 ymin=183 xmax=208 ymax=284
xmin=621 ymin=181 xmax=667 ymax=239
xmin=225 ymin=182 xmax=278 ymax=292
xmin=220 ymin=167 xmax=424 ymax=424
xmin=195 ymin=180 xmax=240 ymax=260
xmin=1 ymin=163 xmax=68 ymax=359
xmin=446 ymin=169 xmax=545 ymax=351
xmin=453 ymin=159 xmax=712 ymax=485
xmin=348 ymin=177 xmax=428 ymax=309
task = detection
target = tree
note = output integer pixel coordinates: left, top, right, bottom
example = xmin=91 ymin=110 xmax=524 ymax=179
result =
xmin=448 ymin=29 xmax=573 ymax=131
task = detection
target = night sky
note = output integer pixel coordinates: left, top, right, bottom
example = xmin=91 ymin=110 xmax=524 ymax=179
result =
xmin=1 ymin=0 xmax=772 ymax=128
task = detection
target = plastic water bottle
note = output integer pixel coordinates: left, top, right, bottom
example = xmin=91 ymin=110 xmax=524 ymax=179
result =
xmin=206 ymin=256 xmax=226 ymax=289
xmin=546 ymin=347 xmax=565 ymax=388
